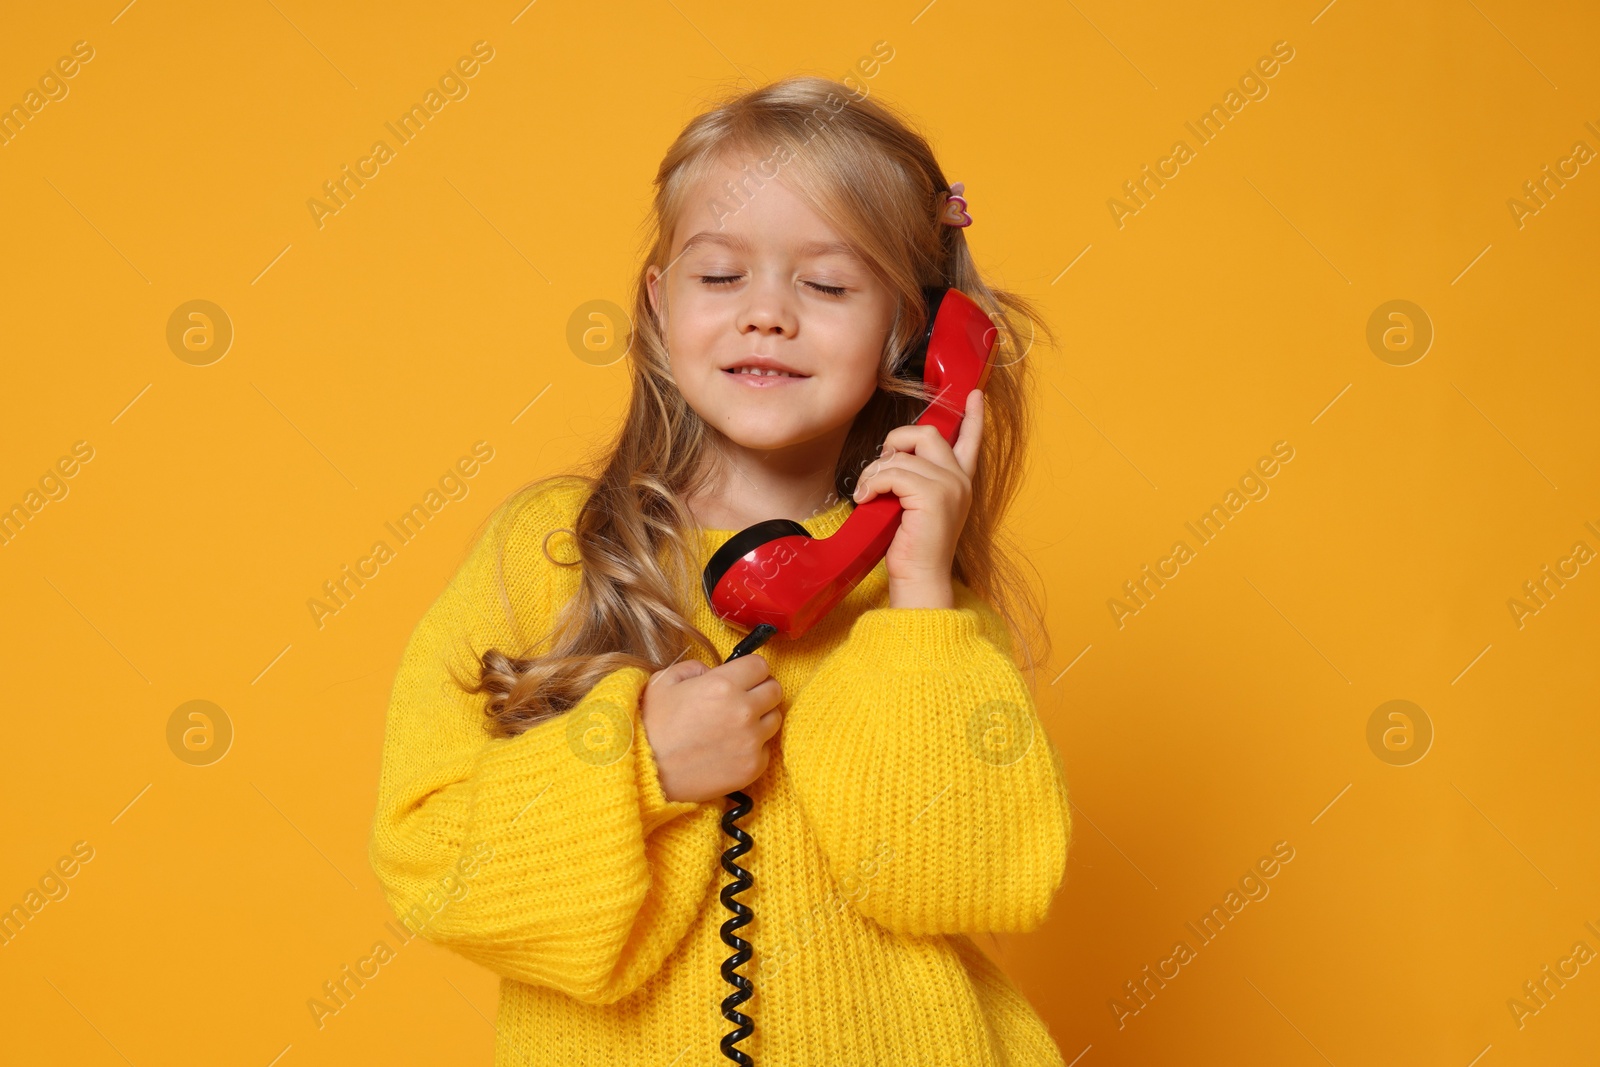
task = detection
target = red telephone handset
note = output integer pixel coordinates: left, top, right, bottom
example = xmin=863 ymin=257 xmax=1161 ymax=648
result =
xmin=701 ymin=286 xmax=999 ymax=640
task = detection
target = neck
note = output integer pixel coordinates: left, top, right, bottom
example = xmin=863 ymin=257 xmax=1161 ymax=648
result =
xmin=687 ymin=428 xmax=848 ymax=530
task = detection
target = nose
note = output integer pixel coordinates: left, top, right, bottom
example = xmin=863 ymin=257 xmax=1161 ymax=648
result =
xmin=737 ymin=276 xmax=797 ymax=338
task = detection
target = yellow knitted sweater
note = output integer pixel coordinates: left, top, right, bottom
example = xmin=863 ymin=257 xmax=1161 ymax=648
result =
xmin=368 ymin=475 xmax=1073 ymax=1065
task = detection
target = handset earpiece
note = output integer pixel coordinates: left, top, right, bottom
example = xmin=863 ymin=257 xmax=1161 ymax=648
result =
xmin=895 ymin=284 xmax=951 ymax=387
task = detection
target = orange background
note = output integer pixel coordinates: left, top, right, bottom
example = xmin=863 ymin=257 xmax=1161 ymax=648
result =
xmin=2 ymin=1 xmax=1597 ymax=1064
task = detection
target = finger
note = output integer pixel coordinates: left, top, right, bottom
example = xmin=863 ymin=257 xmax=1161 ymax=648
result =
xmin=854 ymin=449 xmax=951 ymax=496
xmin=716 ymin=651 xmax=771 ymax=686
xmin=853 ymin=450 xmax=957 ymax=502
xmin=879 ymin=422 xmax=956 ymax=462
xmin=652 ymin=658 xmax=709 ymax=686
xmin=749 ymin=676 xmax=784 ymax=714
xmin=853 ymin=464 xmax=943 ymax=507
xmin=756 ymin=706 xmax=783 ymax=740
xmin=950 ymin=389 xmax=984 ymax=479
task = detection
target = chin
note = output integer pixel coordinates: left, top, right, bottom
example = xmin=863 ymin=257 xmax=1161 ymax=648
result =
xmin=722 ymin=429 xmax=809 ymax=450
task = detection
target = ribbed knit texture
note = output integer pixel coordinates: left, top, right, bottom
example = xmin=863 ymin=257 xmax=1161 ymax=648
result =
xmin=368 ymin=475 xmax=1073 ymax=1065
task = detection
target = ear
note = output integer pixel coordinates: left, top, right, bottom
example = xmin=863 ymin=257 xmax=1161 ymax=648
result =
xmin=645 ymin=265 xmax=661 ymax=318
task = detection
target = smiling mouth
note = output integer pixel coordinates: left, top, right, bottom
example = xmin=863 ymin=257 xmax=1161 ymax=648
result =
xmin=724 ymin=367 xmax=808 ymax=379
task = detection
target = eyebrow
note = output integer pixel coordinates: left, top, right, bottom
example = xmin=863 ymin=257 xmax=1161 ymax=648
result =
xmin=679 ymin=231 xmax=858 ymax=259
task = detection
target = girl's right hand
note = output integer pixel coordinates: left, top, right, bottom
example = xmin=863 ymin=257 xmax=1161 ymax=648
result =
xmin=640 ymin=654 xmax=784 ymax=803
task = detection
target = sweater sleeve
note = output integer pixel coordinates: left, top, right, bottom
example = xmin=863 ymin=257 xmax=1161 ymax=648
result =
xmin=366 ymin=482 xmax=724 ymax=1004
xmin=780 ymin=580 xmax=1071 ymax=936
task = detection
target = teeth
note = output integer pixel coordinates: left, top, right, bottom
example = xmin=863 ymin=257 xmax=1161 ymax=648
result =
xmin=731 ymin=367 xmax=797 ymax=377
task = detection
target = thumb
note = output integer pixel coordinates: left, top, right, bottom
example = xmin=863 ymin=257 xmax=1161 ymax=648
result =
xmin=951 ymin=388 xmax=984 ymax=478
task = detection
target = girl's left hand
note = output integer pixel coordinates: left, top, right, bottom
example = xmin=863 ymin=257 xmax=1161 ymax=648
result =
xmin=851 ymin=388 xmax=984 ymax=609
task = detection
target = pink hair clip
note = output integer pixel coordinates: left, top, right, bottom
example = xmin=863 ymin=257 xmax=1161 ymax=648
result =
xmin=939 ymin=181 xmax=972 ymax=227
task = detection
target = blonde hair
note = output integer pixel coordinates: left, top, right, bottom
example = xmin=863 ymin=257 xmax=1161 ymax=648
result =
xmin=455 ymin=74 xmax=1057 ymax=739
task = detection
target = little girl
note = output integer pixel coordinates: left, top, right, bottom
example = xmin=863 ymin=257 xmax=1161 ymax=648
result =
xmin=369 ymin=74 xmax=1072 ymax=1066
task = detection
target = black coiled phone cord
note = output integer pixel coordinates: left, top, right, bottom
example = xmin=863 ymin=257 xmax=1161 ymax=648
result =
xmin=717 ymin=622 xmax=777 ymax=1066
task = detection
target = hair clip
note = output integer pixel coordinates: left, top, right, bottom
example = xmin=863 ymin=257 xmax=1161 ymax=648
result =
xmin=939 ymin=181 xmax=972 ymax=227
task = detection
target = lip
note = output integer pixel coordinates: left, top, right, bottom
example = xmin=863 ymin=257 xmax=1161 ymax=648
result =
xmin=725 ymin=369 xmax=807 ymax=388
xmin=721 ymin=354 xmax=810 ymax=378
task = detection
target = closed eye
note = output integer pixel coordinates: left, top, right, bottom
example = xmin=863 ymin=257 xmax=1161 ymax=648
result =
xmin=699 ymin=275 xmax=848 ymax=297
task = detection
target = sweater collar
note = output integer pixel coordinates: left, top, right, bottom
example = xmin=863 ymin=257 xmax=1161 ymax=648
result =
xmin=695 ymin=494 xmax=857 ymax=545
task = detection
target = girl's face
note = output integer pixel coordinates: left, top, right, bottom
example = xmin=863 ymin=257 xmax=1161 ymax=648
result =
xmin=646 ymin=155 xmax=897 ymax=466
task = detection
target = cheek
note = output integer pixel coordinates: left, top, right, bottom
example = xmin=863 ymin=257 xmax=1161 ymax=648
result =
xmin=834 ymin=309 xmax=892 ymax=392
xmin=841 ymin=349 xmax=883 ymax=402
xmin=663 ymin=299 xmax=721 ymax=367
xmin=663 ymin=310 xmax=736 ymax=418
xmin=809 ymin=332 xmax=886 ymax=423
